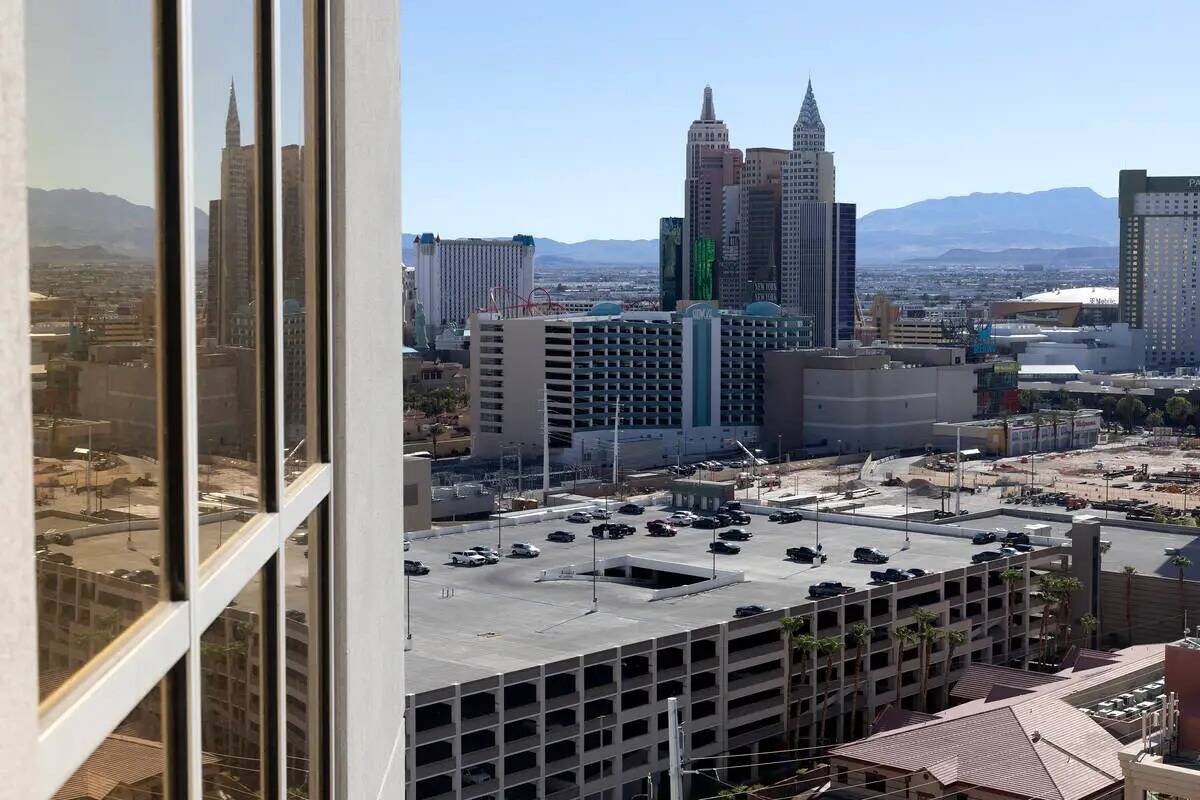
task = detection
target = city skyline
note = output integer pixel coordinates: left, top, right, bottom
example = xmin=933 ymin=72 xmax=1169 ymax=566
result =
xmin=401 ymin=0 xmax=1199 ymax=240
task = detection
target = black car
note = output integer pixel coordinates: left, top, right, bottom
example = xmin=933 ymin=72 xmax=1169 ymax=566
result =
xmin=646 ymin=520 xmax=678 ymax=537
xmin=404 ymin=559 xmax=430 ymax=575
xmin=1002 ymin=531 xmax=1031 ymax=546
xmin=719 ymin=528 xmax=753 ymax=541
xmin=591 ymin=523 xmax=633 ymax=539
xmin=786 ymin=546 xmax=826 ymax=563
xmin=905 ymin=568 xmax=929 ymax=578
xmin=1010 ymin=543 xmax=1035 ymax=552
xmin=871 ymin=567 xmax=914 ymax=583
xmin=972 ymin=531 xmax=997 ymax=545
xmin=714 ymin=513 xmax=732 ymax=526
xmin=972 ymin=550 xmax=1003 ymax=564
xmin=708 ymin=541 xmax=741 ymax=555
xmin=692 ymin=517 xmax=720 ymax=530
xmin=808 ymin=581 xmax=854 ymax=599
xmin=853 ymin=546 xmax=889 ymax=564
xmin=546 ymin=530 xmax=575 ymax=543
xmin=734 ymin=604 xmax=772 ymax=618
xmin=728 ymin=512 xmax=751 ymax=525
xmin=619 ymin=503 xmax=645 ymax=515
xmin=776 ymin=510 xmax=804 ymax=524
xmin=722 ymin=501 xmax=743 ymax=512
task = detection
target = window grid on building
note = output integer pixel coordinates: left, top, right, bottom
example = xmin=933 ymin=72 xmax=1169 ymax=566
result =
xmin=29 ymin=2 xmax=336 ymax=799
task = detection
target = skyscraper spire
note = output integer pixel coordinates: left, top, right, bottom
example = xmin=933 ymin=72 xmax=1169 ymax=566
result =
xmin=700 ymin=84 xmax=716 ymax=122
xmin=225 ymin=78 xmax=241 ymax=149
xmin=796 ymin=79 xmax=824 ymax=132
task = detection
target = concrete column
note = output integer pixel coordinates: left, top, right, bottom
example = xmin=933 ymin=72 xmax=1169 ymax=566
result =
xmin=1069 ymin=515 xmax=1102 ymax=647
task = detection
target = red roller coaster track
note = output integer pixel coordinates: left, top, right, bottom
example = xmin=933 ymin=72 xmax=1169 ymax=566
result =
xmin=481 ymin=286 xmax=567 ymax=317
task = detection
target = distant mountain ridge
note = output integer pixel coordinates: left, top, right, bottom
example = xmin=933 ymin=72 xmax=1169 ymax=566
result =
xmin=857 ymin=187 xmax=1117 ymax=264
xmin=27 ymin=187 xmax=209 ymax=263
xmin=402 ymin=233 xmax=657 ymax=267
xmin=904 ymin=245 xmax=1117 ymax=267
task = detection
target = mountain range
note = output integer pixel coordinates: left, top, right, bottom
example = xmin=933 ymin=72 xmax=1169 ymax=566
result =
xmin=27 ymin=185 xmax=1118 ymax=268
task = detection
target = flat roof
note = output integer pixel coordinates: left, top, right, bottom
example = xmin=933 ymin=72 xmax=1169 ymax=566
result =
xmin=399 ymin=506 xmax=1058 ymax=693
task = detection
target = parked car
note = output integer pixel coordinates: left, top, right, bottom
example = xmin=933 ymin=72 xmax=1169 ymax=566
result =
xmin=669 ymin=511 xmax=697 ymax=526
xmin=469 ymin=546 xmax=501 ymax=564
xmin=775 ymin=510 xmax=804 ymax=524
xmin=808 ymin=581 xmax=854 ymax=599
xmin=708 ymin=541 xmax=741 ymax=555
xmin=462 ymin=767 xmax=493 ymax=786
xmin=998 ymin=546 xmax=1021 ymax=557
xmin=714 ymin=513 xmax=732 ymax=527
xmin=591 ymin=523 xmax=632 ymax=539
xmin=971 ymin=550 xmax=1003 ymax=564
xmin=591 ymin=509 xmax=611 ymax=520
xmin=1002 ymin=530 xmax=1031 ymax=546
xmin=567 ymin=511 xmax=593 ymax=523
xmin=39 ymin=551 xmax=74 ymax=566
xmin=871 ymin=568 xmax=914 ymax=583
xmin=547 ymin=530 xmax=575 ymax=543
xmin=786 ymin=546 xmax=826 ymax=563
xmin=731 ymin=512 xmax=752 ymax=525
xmin=734 ymin=604 xmax=772 ymax=618
xmin=511 ymin=542 xmax=540 ymax=558
xmin=972 ymin=531 xmax=997 ymax=545
xmin=403 ymin=538 xmax=410 ymax=551
xmin=126 ymin=569 xmax=157 ymax=585
xmin=692 ymin=517 xmax=720 ymax=530
xmin=719 ymin=528 xmax=753 ymax=541
xmin=104 ymin=568 xmax=132 ymax=580
xmin=451 ymin=551 xmax=485 ymax=566
xmin=620 ymin=503 xmax=645 ymax=515
xmin=853 ymin=546 xmax=889 ymax=564
xmin=723 ymin=501 xmax=742 ymax=511
xmin=905 ymin=568 xmax=929 ymax=578
xmin=404 ymin=559 xmax=430 ymax=575
xmin=1010 ymin=543 xmax=1035 ymax=552
xmin=646 ymin=520 xmax=678 ymax=537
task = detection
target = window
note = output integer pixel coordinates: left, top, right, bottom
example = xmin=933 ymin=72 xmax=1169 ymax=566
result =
xmin=6 ymin=1 xmax=404 ymax=799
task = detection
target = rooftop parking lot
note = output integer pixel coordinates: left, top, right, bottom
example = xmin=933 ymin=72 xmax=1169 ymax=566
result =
xmin=402 ymin=503 xmax=1053 ymax=692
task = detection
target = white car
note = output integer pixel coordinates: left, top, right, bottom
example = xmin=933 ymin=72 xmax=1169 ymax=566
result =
xmin=403 ymin=538 xmax=411 ymax=551
xmin=590 ymin=508 xmax=611 ymax=520
xmin=511 ymin=542 xmax=540 ymax=558
xmin=450 ymin=551 xmax=485 ymax=567
xmin=567 ymin=511 xmax=593 ymax=523
xmin=669 ymin=511 xmax=698 ymax=526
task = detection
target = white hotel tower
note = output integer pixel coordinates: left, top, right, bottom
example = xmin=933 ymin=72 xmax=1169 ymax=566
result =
xmin=414 ymin=233 xmax=535 ymax=342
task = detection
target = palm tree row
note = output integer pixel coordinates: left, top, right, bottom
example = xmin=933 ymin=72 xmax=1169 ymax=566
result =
xmin=1035 ymin=573 xmax=1084 ymax=666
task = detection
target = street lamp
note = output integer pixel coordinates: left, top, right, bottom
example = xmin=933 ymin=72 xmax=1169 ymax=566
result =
xmin=592 ymin=531 xmax=598 ymax=612
xmin=711 ymin=527 xmax=717 ymax=579
xmin=903 ymin=481 xmax=911 ymax=549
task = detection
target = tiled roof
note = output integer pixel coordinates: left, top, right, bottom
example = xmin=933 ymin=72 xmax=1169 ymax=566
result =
xmin=871 ymin=706 xmax=937 ymax=734
xmin=950 ymin=662 xmax=1067 ymax=701
xmin=52 ymin=735 xmax=220 ymax=800
xmin=834 ymin=644 xmax=1166 ymax=800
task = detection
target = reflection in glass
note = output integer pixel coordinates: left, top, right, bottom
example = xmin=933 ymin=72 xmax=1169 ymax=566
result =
xmin=281 ymin=0 xmax=311 ymax=483
xmin=286 ymin=511 xmax=317 ymax=796
xmin=194 ymin=1 xmax=260 ymax=555
xmin=25 ymin=0 xmax=162 ymax=701
xmin=201 ymin=568 xmax=264 ymax=799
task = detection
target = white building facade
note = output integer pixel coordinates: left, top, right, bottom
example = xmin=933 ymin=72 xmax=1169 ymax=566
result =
xmin=413 ymin=233 xmax=535 ymax=340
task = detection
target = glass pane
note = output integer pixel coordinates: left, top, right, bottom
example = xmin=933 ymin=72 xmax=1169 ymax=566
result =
xmin=281 ymin=0 xmax=312 ymax=484
xmin=202 ymin=567 xmax=264 ymax=798
xmin=57 ymin=680 xmax=167 ymax=798
xmin=286 ymin=511 xmax=317 ymax=797
xmin=194 ymin=1 xmax=260 ymax=554
xmin=25 ymin=0 xmax=161 ymax=702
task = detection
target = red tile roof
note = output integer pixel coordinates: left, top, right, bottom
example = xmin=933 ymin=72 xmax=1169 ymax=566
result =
xmin=52 ymin=734 xmax=220 ymax=800
xmin=949 ymin=662 xmax=1067 ymax=701
xmin=834 ymin=644 xmax=1166 ymax=800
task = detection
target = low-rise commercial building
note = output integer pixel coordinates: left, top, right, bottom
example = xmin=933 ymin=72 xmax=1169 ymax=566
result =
xmin=763 ymin=345 xmax=979 ymax=454
xmin=832 ymin=643 xmax=1167 ymax=800
xmin=993 ymin=321 xmax=1146 ymax=373
xmin=469 ymin=302 xmax=812 ymax=469
xmin=932 ymin=409 xmax=1103 ymax=456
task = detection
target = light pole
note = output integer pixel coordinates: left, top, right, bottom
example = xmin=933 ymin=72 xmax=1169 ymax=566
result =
xmin=1105 ymin=475 xmax=1110 ymax=520
xmin=711 ymin=528 xmax=717 ymax=578
xmin=591 ymin=532 xmax=598 ymax=612
xmin=903 ymin=481 xmax=911 ymax=549
xmin=405 ymin=573 xmax=412 ymax=651
xmin=836 ymin=440 xmax=843 ymax=492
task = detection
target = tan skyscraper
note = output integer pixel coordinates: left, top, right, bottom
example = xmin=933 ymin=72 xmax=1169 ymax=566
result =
xmin=682 ymin=85 xmax=741 ymax=302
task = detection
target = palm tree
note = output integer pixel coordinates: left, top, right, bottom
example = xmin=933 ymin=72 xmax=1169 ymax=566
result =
xmin=779 ymin=616 xmax=807 ymax=749
xmin=911 ymin=609 xmax=940 ymax=712
xmin=1170 ymin=554 xmax=1192 ymax=629
xmin=891 ymin=625 xmax=915 ymax=709
xmin=1052 ymin=576 xmax=1084 ymax=657
xmin=847 ymin=622 xmax=872 ymax=739
xmin=1122 ymin=566 xmax=1138 ymax=644
xmin=999 ymin=567 xmax=1024 ymax=662
xmin=816 ymin=637 xmax=843 ymax=743
xmin=791 ymin=633 xmax=817 ymax=747
xmin=1048 ymin=409 xmax=1062 ymax=451
xmin=1079 ymin=613 xmax=1099 ymax=649
xmin=1036 ymin=574 xmax=1060 ymax=667
xmin=429 ymin=422 xmax=447 ymax=460
xmin=941 ymin=629 xmax=968 ymax=710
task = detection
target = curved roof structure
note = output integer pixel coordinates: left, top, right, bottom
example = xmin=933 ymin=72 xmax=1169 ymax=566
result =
xmin=1019 ymin=287 xmax=1118 ymax=305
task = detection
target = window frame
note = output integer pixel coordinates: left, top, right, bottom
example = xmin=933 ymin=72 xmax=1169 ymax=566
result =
xmin=12 ymin=0 xmax=344 ymax=798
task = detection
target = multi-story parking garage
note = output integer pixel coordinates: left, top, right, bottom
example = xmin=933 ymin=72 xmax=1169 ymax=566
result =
xmin=401 ymin=508 xmax=1097 ymax=800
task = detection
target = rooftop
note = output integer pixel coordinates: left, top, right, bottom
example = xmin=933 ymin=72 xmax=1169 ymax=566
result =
xmin=1018 ymin=287 xmax=1119 ymax=305
xmin=398 ymin=504 xmax=1060 ymax=693
xmin=834 ymin=643 xmax=1166 ymax=800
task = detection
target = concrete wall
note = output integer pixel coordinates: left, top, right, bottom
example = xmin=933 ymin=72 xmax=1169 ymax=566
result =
xmin=1100 ymin=570 xmax=1200 ymax=647
xmin=403 ymin=455 xmax=433 ymax=533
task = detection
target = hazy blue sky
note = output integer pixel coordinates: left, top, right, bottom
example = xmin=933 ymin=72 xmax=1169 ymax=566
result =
xmin=403 ymin=0 xmax=1198 ymax=240
xmin=24 ymin=2 xmax=1199 ymax=243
